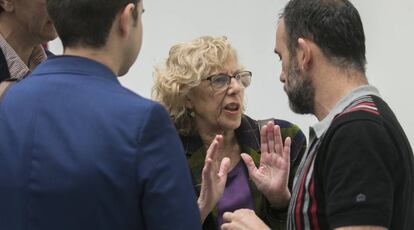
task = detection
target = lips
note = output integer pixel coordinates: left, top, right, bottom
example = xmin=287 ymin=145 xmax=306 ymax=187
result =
xmin=224 ymin=102 xmax=240 ymax=112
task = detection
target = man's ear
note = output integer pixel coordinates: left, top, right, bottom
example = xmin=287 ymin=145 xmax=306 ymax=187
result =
xmin=297 ymin=38 xmax=312 ymax=71
xmin=117 ymin=3 xmax=136 ymax=38
xmin=0 ymin=0 xmax=15 ymax=12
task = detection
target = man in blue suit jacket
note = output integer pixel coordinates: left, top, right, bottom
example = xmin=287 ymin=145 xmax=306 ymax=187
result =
xmin=0 ymin=0 xmax=201 ymax=229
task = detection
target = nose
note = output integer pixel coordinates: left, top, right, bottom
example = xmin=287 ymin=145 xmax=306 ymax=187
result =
xmin=227 ymin=77 xmax=243 ymax=95
xmin=279 ymin=71 xmax=286 ymax=83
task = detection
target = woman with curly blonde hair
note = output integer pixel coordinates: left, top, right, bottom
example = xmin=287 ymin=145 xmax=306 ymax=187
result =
xmin=153 ymin=36 xmax=306 ymax=229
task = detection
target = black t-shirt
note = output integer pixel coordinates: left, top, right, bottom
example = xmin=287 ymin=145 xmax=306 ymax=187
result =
xmin=288 ymin=95 xmax=414 ymax=229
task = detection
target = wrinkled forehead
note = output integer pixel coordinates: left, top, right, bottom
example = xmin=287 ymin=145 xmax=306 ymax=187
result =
xmin=206 ymin=54 xmax=244 ymax=77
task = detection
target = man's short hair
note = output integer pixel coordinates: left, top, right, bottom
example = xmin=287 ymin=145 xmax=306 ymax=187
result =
xmin=47 ymin=0 xmax=139 ymax=48
xmin=282 ymin=0 xmax=366 ymax=73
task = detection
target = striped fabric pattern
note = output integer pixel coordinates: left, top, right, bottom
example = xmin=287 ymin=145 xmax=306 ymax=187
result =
xmin=339 ymin=95 xmax=379 ymax=117
xmin=287 ymin=137 xmax=320 ymax=230
xmin=287 ymin=95 xmax=380 ymax=230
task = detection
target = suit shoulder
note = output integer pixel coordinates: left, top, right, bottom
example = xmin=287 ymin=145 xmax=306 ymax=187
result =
xmin=119 ymin=87 xmax=163 ymax=109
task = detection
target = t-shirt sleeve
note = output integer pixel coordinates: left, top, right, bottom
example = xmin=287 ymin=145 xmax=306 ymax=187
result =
xmin=136 ymin=103 xmax=202 ymax=230
xmin=321 ymin=119 xmax=395 ymax=229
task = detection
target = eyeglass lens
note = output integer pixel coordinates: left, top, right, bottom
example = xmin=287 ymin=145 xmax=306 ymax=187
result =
xmin=211 ymin=72 xmax=251 ymax=89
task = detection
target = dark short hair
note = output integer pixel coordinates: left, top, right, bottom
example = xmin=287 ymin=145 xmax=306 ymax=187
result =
xmin=47 ymin=0 xmax=139 ymax=48
xmin=282 ymin=0 xmax=366 ymax=73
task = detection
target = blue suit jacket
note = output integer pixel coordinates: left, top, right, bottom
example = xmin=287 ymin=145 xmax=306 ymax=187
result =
xmin=0 ymin=56 xmax=201 ymax=230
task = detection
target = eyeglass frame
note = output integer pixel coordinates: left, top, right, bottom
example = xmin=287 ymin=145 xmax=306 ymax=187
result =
xmin=203 ymin=70 xmax=252 ymax=91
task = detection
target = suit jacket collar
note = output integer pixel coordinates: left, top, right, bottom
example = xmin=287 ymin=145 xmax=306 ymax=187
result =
xmin=32 ymin=55 xmax=120 ymax=84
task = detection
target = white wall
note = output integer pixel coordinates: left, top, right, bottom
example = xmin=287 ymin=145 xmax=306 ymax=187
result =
xmin=49 ymin=0 xmax=414 ymax=145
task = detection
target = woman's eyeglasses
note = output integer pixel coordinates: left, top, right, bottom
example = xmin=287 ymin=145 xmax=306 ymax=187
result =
xmin=204 ymin=71 xmax=252 ymax=91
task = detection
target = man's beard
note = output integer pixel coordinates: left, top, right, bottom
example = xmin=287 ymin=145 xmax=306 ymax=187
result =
xmin=285 ymin=59 xmax=315 ymax=114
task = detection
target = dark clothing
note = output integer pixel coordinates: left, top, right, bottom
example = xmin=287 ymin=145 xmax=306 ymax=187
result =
xmin=0 ymin=56 xmax=202 ymax=230
xmin=288 ymin=86 xmax=414 ymax=229
xmin=0 ymin=48 xmax=9 ymax=82
xmin=182 ymin=115 xmax=307 ymax=230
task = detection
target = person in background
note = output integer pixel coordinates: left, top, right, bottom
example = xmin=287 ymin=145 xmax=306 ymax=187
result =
xmin=0 ymin=0 xmax=57 ymax=82
xmin=221 ymin=0 xmax=414 ymax=229
xmin=152 ymin=35 xmax=306 ymax=229
xmin=0 ymin=0 xmax=201 ymax=229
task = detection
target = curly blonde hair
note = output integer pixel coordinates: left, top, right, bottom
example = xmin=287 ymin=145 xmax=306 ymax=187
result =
xmin=152 ymin=36 xmax=239 ymax=135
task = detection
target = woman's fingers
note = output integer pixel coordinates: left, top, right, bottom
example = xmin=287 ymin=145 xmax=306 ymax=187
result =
xmin=218 ymin=157 xmax=231 ymax=177
xmin=206 ymin=134 xmax=223 ymax=160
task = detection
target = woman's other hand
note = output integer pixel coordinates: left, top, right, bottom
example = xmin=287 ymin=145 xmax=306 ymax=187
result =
xmin=198 ymin=134 xmax=231 ymax=223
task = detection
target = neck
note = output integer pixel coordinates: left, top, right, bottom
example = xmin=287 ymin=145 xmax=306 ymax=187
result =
xmin=0 ymin=22 xmax=38 ymax=66
xmin=64 ymin=46 xmax=120 ymax=76
xmin=199 ymin=128 xmax=241 ymax=169
xmin=312 ymin=64 xmax=368 ymax=120
xmin=199 ymin=128 xmax=237 ymax=148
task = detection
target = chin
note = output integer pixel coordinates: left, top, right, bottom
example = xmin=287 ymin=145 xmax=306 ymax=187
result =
xmin=117 ymin=68 xmax=129 ymax=77
xmin=39 ymin=32 xmax=57 ymax=44
xmin=221 ymin=118 xmax=242 ymax=131
xmin=42 ymin=25 xmax=58 ymax=41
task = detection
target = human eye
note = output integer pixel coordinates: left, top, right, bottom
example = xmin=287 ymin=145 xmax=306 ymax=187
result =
xmin=211 ymin=74 xmax=229 ymax=89
xmin=274 ymin=50 xmax=282 ymax=62
xmin=212 ymin=74 xmax=229 ymax=84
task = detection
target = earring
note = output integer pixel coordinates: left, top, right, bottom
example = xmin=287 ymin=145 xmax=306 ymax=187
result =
xmin=186 ymin=108 xmax=195 ymax=117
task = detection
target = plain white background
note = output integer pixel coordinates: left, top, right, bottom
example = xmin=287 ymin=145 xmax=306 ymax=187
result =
xmin=49 ymin=0 xmax=414 ymax=145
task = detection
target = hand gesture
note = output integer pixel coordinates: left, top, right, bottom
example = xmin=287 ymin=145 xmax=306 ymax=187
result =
xmin=241 ymin=121 xmax=291 ymax=208
xmin=198 ymin=135 xmax=231 ymax=223
xmin=221 ymin=209 xmax=270 ymax=230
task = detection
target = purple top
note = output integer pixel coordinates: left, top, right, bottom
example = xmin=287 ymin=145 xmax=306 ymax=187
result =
xmin=216 ymin=160 xmax=254 ymax=229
